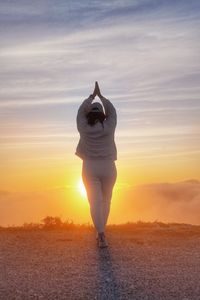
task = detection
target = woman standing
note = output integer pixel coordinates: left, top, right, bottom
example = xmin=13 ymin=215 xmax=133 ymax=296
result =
xmin=75 ymin=82 xmax=117 ymax=248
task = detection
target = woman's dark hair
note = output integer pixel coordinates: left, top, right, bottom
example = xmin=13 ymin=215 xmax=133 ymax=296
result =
xmin=86 ymin=111 xmax=106 ymax=127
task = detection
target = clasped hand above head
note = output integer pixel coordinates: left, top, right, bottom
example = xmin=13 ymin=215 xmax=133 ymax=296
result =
xmin=91 ymin=81 xmax=104 ymax=99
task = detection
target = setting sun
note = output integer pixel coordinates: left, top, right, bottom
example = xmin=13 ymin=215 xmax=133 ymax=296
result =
xmin=78 ymin=178 xmax=87 ymax=199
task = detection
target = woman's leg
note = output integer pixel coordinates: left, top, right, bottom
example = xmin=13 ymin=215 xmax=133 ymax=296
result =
xmin=101 ymin=162 xmax=117 ymax=228
xmin=82 ymin=161 xmax=105 ymax=233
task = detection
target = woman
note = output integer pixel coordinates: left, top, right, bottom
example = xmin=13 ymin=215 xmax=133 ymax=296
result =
xmin=75 ymin=82 xmax=117 ymax=248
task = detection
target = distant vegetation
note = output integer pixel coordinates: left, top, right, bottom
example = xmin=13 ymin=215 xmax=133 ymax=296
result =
xmin=0 ymin=216 xmax=199 ymax=232
xmin=0 ymin=216 xmax=91 ymax=230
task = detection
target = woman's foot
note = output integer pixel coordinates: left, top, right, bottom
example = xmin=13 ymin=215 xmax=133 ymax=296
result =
xmin=97 ymin=232 xmax=108 ymax=248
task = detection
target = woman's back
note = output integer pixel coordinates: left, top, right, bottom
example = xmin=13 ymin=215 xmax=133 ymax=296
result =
xmin=75 ymin=95 xmax=117 ymax=161
xmin=76 ymin=120 xmax=117 ymax=160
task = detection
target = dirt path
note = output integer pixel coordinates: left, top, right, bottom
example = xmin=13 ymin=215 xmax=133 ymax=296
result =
xmin=0 ymin=224 xmax=200 ymax=299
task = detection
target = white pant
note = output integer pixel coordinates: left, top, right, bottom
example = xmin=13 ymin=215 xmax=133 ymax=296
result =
xmin=82 ymin=159 xmax=117 ymax=233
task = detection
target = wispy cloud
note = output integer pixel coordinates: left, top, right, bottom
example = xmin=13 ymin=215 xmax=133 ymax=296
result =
xmin=0 ymin=0 xmax=199 ymax=167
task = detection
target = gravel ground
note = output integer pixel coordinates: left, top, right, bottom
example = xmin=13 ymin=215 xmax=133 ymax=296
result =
xmin=0 ymin=224 xmax=200 ymax=300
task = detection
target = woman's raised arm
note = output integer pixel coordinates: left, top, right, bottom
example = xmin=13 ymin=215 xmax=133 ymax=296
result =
xmin=76 ymin=84 xmax=96 ymax=132
xmin=95 ymin=81 xmax=117 ymax=129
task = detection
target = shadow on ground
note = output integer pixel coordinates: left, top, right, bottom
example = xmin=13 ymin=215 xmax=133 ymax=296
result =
xmin=96 ymin=246 xmax=123 ymax=300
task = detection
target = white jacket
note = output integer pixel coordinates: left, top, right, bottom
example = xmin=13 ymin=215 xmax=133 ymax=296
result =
xmin=75 ymin=95 xmax=117 ymax=161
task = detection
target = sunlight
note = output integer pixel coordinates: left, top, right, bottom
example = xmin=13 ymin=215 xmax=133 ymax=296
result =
xmin=78 ymin=178 xmax=87 ymax=199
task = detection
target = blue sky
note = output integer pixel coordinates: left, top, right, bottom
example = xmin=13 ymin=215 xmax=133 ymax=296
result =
xmin=0 ymin=0 xmax=200 ymax=171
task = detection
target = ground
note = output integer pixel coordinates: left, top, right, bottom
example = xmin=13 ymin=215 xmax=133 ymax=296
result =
xmin=0 ymin=223 xmax=200 ymax=300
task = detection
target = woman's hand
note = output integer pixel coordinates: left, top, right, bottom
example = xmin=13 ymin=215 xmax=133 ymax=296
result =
xmin=91 ymin=81 xmax=104 ymax=99
xmin=95 ymin=81 xmax=103 ymax=98
xmin=91 ymin=82 xmax=98 ymax=99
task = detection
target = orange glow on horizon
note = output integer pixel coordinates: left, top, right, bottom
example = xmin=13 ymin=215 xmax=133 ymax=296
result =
xmin=0 ymin=157 xmax=200 ymax=226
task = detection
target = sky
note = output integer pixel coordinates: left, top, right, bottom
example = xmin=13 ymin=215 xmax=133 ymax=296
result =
xmin=0 ymin=0 xmax=200 ymax=226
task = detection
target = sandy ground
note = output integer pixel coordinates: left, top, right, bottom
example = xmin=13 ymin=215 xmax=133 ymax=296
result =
xmin=0 ymin=223 xmax=200 ymax=300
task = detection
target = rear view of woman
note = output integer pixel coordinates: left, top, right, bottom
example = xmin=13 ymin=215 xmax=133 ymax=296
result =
xmin=75 ymin=82 xmax=117 ymax=248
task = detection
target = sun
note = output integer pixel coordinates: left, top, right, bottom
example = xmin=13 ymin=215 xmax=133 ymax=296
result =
xmin=78 ymin=178 xmax=87 ymax=199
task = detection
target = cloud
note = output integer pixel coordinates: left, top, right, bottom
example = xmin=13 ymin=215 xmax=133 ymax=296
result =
xmin=137 ymin=179 xmax=200 ymax=202
xmin=0 ymin=1 xmax=199 ymax=178
xmin=120 ymin=179 xmax=200 ymax=225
